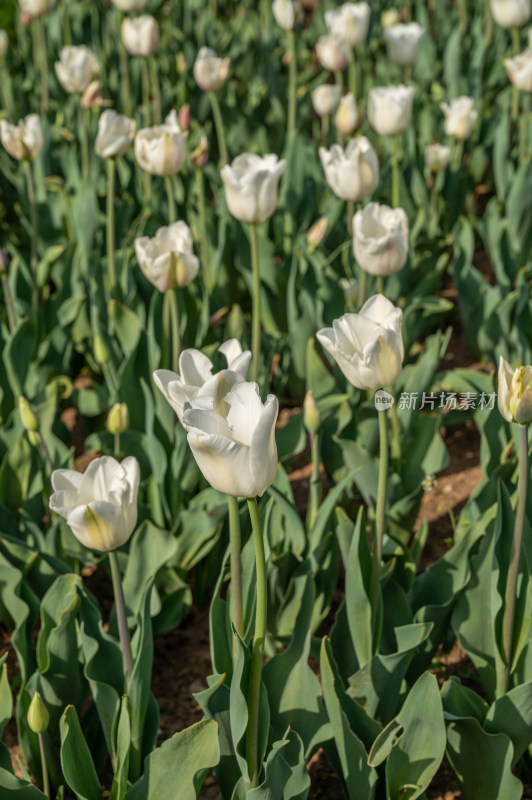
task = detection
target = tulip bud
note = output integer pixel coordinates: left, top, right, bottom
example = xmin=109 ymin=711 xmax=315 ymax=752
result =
xmin=27 ymin=692 xmax=49 ymax=734
xmin=0 ymin=248 xmax=9 ymax=274
xmin=316 ymin=34 xmax=350 ymax=71
xmin=340 ymin=277 xmax=359 ymax=306
xmin=190 ymin=135 xmax=209 ymax=168
xmin=335 ymin=92 xmax=360 ymax=135
xmin=304 ymin=390 xmax=321 ymax=434
xmin=94 ymin=334 xmax=110 ymax=365
xmin=178 ymin=104 xmax=190 ymax=132
xmin=107 ymin=403 xmax=129 ymax=435
xmin=19 ymin=396 xmax=39 ymax=432
xmin=311 ymin=84 xmax=342 ymax=117
xmin=307 ymin=217 xmax=328 ymax=250
xmin=20 ymin=11 xmax=32 ymax=25
xmin=81 ymin=81 xmax=112 ymax=109
xmin=498 ymin=356 xmax=532 ymax=424
xmin=382 ymin=9 xmax=400 ymax=27
xmin=193 ymin=47 xmax=230 ymax=92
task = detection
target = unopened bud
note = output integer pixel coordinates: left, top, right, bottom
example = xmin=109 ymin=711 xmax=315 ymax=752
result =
xmin=20 ymin=11 xmax=32 ymax=25
xmin=28 ymin=430 xmax=40 ymax=447
xmin=176 ymin=53 xmax=187 ymax=74
xmin=340 ymin=277 xmax=359 ymax=306
xmin=178 ymin=104 xmax=190 ymax=132
xmin=307 ymin=217 xmax=328 ymax=251
xmin=0 ymin=248 xmax=9 ymax=274
xmin=94 ymin=334 xmax=110 ymax=365
xmin=107 ymin=403 xmax=129 ymax=435
xmin=304 ymin=390 xmax=321 ymax=434
xmin=27 ymin=692 xmax=49 ymax=734
xmin=381 ymin=9 xmax=400 ymax=28
xmin=19 ymin=396 xmax=39 ymax=432
xmin=81 ymin=81 xmax=112 ymax=109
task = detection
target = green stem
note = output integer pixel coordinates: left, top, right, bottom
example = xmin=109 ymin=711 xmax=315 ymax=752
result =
xmin=484 ymin=0 xmax=493 ymax=46
xmin=320 ymin=113 xmax=330 ymax=142
xmin=24 ymin=161 xmax=39 ymax=322
xmin=1 ymin=274 xmax=16 ymax=333
xmin=347 ymin=199 xmax=355 ymax=234
xmin=249 ymin=223 xmax=261 ymax=384
xmin=119 ymin=19 xmax=132 ymax=118
xmin=208 ymin=91 xmax=228 ymax=167
xmin=287 ymin=31 xmax=297 ymax=137
xmin=38 ymin=431 xmax=54 ymax=474
xmin=519 ymin=91 xmax=530 ymax=163
xmin=38 ymin=733 xmax=50 ymax=798
xmin=209 ymin=0 xmax=218 ymax=17
xmin=107 ymin=158 xmax=118 ymax=300
xmin=453 ymin=138 xmax=464 ymax=171
xmin=79 ymin=105 xmax=89 ymax=179
xmin=260 ymin=0 xmax=270 ymax=40
xmin=0 ymin=64 xmax=13 ymax=117
xmin=36 ymin=17 xmax=49 ymax=112
xmin=141 ymin=56 xmax=151 ymax=127
xmin=334 ymin=69 xmax=343 ymax=92
xmin=405 ymin=0 xmax=411 ymax=21
xmin=162 ymin=289 xmax=171 ymax=369
xmin=114 ymin=433 xmax=120 ymax=458
xmin=149 ymin=55 xmax=162 ymax=124
xmin=165 ymin=176 xmax=176 ymax=223
xmin=109 ymin=549 xmax=133 ymax=683
xmin=246 ymin=497 xmax=267 ymax=788
xmin=377 ymin=275 xmax=384 ymax=295
xmin=169 ymin=288 xmax=180 ymax=372
xmin=348 ymin=51 xmax=358 ymax=100
xmin=511 ymin=28 xmax=521 ymax=123
xmin=228 ymin=495 xmax=243 ymax=641
xmin=358 ymin=269 xmax=367 ymax=306
xmin=429 ymin=182 xmax=438 ymax=226
xmin=306 ymin=433 xmax=322 ymax=529
xmin=458 ymin=0 xmax=467 ymax=33
xmin=196 ymin=168 xmax=212 ymax=291
xmin=500 ymin=424 xmax=529 ymax=694
xmin=392 ymin=135 xmax=401 ymax=208
xmin=371 ymin=407 xmax=388 ymax=642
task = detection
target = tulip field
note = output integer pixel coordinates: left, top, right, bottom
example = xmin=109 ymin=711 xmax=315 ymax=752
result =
xmin=2 ymin=0 xmax=532 ymax=797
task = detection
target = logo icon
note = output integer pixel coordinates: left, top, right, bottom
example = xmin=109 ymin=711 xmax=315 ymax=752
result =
xmin=374 ymin=390 xmax=394 ymax=411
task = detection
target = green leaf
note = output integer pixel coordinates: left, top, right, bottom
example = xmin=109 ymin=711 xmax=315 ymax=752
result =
xmin=507 ymin=158 xmax=532 ymax=254
xmin=110 ymin=695 xmax=131 ymax=800
xmin=125 ymin=719 xmax=220 ymax=800
xmin=344 ymin=508 xmax=373 ymax=667
xmin=247 ymin=731 xmax=310 ymax=800
xmin=0 ymin=769 xmax=47 ymax=798
xmin=0 ymin=656 xmax=12 ymax=737
xmin=59 ymin=705 xmax=102 ymax=800
xmin=485 ymin=681 xmax=532 ymax=766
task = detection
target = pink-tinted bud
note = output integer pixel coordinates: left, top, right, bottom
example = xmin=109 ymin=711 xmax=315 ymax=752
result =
xmin=20 ymin=11 xmax=32 ymax=24
xmin=178 ymin=104 xmax=190 ymax=132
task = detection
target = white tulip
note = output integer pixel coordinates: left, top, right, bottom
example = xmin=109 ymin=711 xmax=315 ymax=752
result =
xmin=121 ymin=15 xmax=159 ymax=57
xmin=135 ymin=221 xmax=199 ymax=292
xmin=384 ymin=23 xmax=425 ymax=67
xmin=49 ymin=456 xmax=140 ymax=552
xmin=311 ymin=84 xmax=342 ymax=117
xmin=353 ymin=202 xmax=409 ymax=277
xmin=490 ymin=0 xmax=531 ymax=28
xmin=221 ymin=153 xmax=286 ymax=224
xmin=193 ymin=47 xmax=230 ymax=92
xmin=504 ymin=47 xmax=532 ymax=92
xmin=154 ymin=340 xmax=252 ymax=425
xmin=95 ymin=110 xmax=136 ymax=158
xmin=498 ymin=356 xmax=532 ymax=424
xmin=272 ymin=0 xmax=301 ymax=30
xmin=55 ymin=46 xmax=100 ymax=94
xmin=317 ymin=294 xmax=404 ymax=390
xmin=319 ymin=136 xmax=379 ymax=202
xmin=316 ymin=35 xmax=350 ymax=71
xmin=184 ymin=381 xmax=279 ymax=498
xmin=0 ymin=30 xmax=8 ymax=60
xmin=335 ymin=92 xmax=361 ymax=134
xmin=134 ymin=111 xmax=186 ymax=176
xmin=111 ymin=0 xmax=148 ymax=11
xmin=0 ymin=114 xmax=43 ymax=161
xmin=18 ymin=0 xmax=56 ymax=16
xmin=424 ymin=142 xmax=451 ymax=172
xmin=368 ymin=85 xmax=415 ymax=136
xmin=440 ymin=96 xmax=477 ymax=140
xmin=325 ymin=2 xmax=371 ymax=48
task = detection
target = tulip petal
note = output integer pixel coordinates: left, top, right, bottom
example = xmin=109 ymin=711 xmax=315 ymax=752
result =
xmin=186 ymin=431 xmax=256 ymax=497
xmin=67 ymin=500 xmax=129 ymax=552
xmin=226 ymin=382 xmax=265 ymax=447
xmin=249 ymin=394 xmax=279 ymax=496
xmin=179 ymin=349 xmax=214 ymax=386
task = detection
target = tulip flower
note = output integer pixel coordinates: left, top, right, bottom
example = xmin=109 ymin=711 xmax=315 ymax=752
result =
xmin=498 ymin=357 xmax=532 ymax=424
xmin=54 ymin=45 xmax=101 ymax=94
xmin=316 ymin=34 xmax=350 ymax=71
xmin=490 ymin=0 xmax=531 ymax=27
xmin=28 ymin=691 xmax=50 ymax=796
xmin=272 ymin=0 xmax=301 ymax=30
xmin=425 ymin=142 xmax=451 ymax=172
xmin=353 ymin=203 xmax=409 ymax=277
xmin=111 ymin=0 xmax=148 ymax=10
xmin=134 ymin=110 xmax=186 ymax=176
xmin=0 ymin=30 xmax=8 ymax=60
xmin=135 ymin=220 xmax=200 ymax=292
xmin=107 ymin=403 xmax=129 ymax=436
xmin=316 ymin=294 xmax=404 ymax=390
xmin=49 ymin=456 xmax=140 ymax=552
xmin=221 ymin=153 xmax=286 ymax=225
xmin=319 ymin=136 xmax=379 ymax=202
xmin=335 ymin=92 xmax=360 ymax=135
xmin=193 ymin=46 xmax=230 ymax=91
xmin=18 ymin=0 xmax=56 ymax=15
xmin=183 ymin=381 xmax=279 ymax=498
xmin=154 ymin=340 xmax=251 ymax=425
xmin=325 ymin=2 xmax=371 ymax=48
xmin=440 ymin=96 xmax=477 ymax=140
xmin=311 ymin=84 xmax=342 ymax=117
xmin=121 ymin=14 xmax=159 ymax=56
xmin=381 ymin=9 xmax=400 ymax=28
xmin=504 ymin=47 xmax=532 ymax=92
xmin=368 ymin=84 xmax=415 ymax=137
xmin=384 ymin=23 xmax=425 ymax=68
xmin=0 ymin=114 xmax=43 ymax=161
